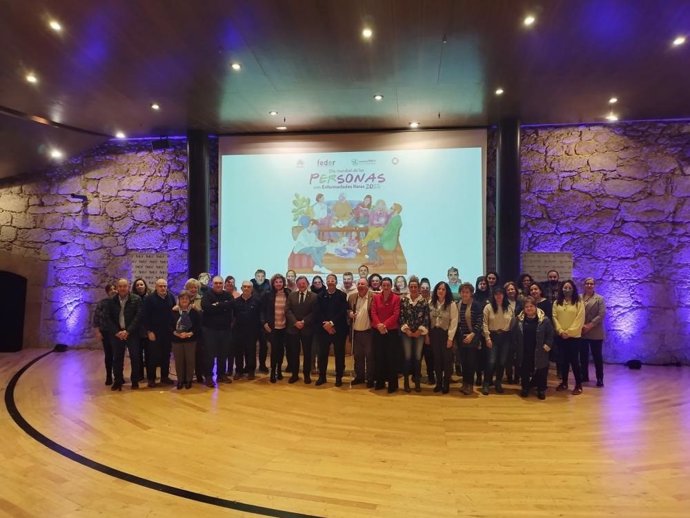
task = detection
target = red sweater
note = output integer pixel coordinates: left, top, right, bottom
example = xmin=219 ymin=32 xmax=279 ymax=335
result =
xmin=370 ymin=292 xmax=401 ymax=330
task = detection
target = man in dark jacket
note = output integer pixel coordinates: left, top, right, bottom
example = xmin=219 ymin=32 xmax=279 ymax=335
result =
xmin=201 ymin=276 xmax=234 ymax=387
xmin=233 ymin=281 xmax=262 ymax=379
xmin=285 ymin=275 xmax=317 ymax=384
xmin=251 ymin=268 xmax=272 ymax=372
xmin=314 ymin=274 xmax=349 ymax=386
xmin=141 ymin=278 xmax=176 ymax=387
xmin=106 ymin=278 xmax=143 ymax=391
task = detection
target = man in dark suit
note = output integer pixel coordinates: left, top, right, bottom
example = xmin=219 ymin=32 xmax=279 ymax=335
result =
xmin=314 ymin=274 xmax=349 ymax=387
xmin=286 ymin=275 xmax=316 ymax=384
xmin=106 ymin=278 xmax=143 ymax=391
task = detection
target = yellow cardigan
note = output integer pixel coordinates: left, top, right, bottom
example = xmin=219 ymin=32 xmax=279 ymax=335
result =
xmin=552 ymin=300 xmax=585 ymax=338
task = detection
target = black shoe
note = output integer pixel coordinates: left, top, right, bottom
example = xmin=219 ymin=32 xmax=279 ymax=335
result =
xmin=433 ymin=383 xmax=442 ymax=393
xmin=403 ymin=376 xmax=411 ymax=393
xmin=366 ymin=381 xmax=375 ymax=388
xmin=596 ymin=380 xmax=604 ymax=387
xmin=481 ymin=384 xmax=489 ymax=396
xmin=414 ymin=376 xmax=421 ymax=392
xmin=147 ymin=379 xmax=156 ymax=388
xmin=111 ymin=383 xmax=122 ymax=391
xmin=270 ymin=373 xmax=277 ymax=384
xmin=185 ymin=382 xmax=192 ymax=389
xmin=537 ymin=390 xmax=546 ymax=400
xmin=387 ymin=385 xmax=398 ymax=393
xmin=442 ymin=383 xmax=449 ymax=394
xmin=335 ymin=378 xmax=343 ymax=387
xmin=176 ymin=382 xmax=183 ymax=390
xmin=495 ymin=383 xmax=504 ymax=394
xmin=288 ymin=375 xmax=299 ymax=384
xmin=374 ymin=383 xmax=385 ymax=390
xmin=556 ymin=383 xmax=568 ymax=391
xmin=315 ymin=377 xmax=326 ymax=386
xmin=259 ymin=365 xmax=269 ymax=374
xmin=351 ymin=378 xmax=364 ymax=386
xmin=475 ymin=376 xmax=482 ymax=386
xmin=205 ymin=380 xmax=216 ymax=388
xmin=520 ymin=388 xmax=529 ymax=397
xmin=196 ymin=375 xmax=204 ymax=383
xmin=131 ymin=382 xmax=139 ymax=389
xmin=161 ymin=377 xmax=175 ymax=385
xmin=277 ymin=370 xmax=283 ymax=380
xmin=427 ymin=374 xmax=436 ymax=385
xmin=105 ymin=375 xmax=113 ymax=386
xmin=304 ymin=375 xmax=312 ymax=384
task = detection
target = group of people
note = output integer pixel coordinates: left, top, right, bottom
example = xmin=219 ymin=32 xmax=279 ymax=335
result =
xmin=92 ymin=265 xmax=606 ymax=399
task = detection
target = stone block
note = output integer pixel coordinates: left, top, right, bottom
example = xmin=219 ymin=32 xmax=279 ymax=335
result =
xmin=42 ymin=213 xmax=65 ymax=230
xmin=103 ymin=236 xmax=118 ymax=248
xmin=673 ymin=198 xmax=690 ymax=222
xmin=671 ymin=175 xmax=690 ymax=196
xmin=620 ymin=198 xmax=675 ymax=222
xmin=11 ymin=213 xmax=34 ymax=228
xmin=19 ymin=228 xmax=50 ymax=242
xmin=105 ymin=199 xmax=128 ymax=219
xmin=0 ymin=193 xmax=28 ymax=212
xmin=79 ymin=216 xmax=110 ymax=234
xmin=152 ymin=203 xmax=175 ymax=222
xmin=602 ymin=179 xmax=647 ymax=198
xmin=111 ymin=246 xmax=127 ymax=256
xmin=55 ymin=266 xmax=100 ymax=286
xmin=56 ymin=176 xmax=83 ymax=195
xmin=587 ymin=153 xmax=618 ymax=171
xmin=543 ymin=191 xmax=596 ymax=219
xmin=84 ymin=197 xmax=101 ymax=216
xmin=0 ymin=226 xmax=17 ymax=242
xmin=616 ymin=160 xmax=649 ymax=179
xmin=132 ymin=207 xmax=151 ymax=222
xmin=112 ymin=218 xmax=134 ymax=234
xmin=549 ymin=155 xmax=589 ymax=172
xmin=593 ymin=235 xmax=636 ymax=259
xmin=167 ymin=171 xmax=187 ymax=188
xmin=571 ymin=172 xmax=604 ymax=193
xmin=144 ymin=176 xmax=166 ymax=192
xmin=127 ymin=229 xmax=165 ymax=250
xmin=0 ymin=212 xmax=11 ymax=225
xmin=133 ymin=191 xmax=163 ymax=207
xmin=647 ymin=154 xmax=678 ymax=174
xmin=619 ymin=222 xmax=649 ymax=238
xmin=98 ymin=177 xmax=121 ymax=197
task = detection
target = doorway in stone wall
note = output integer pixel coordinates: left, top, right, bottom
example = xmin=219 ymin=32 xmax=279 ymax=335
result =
xmin=0 ymin=271 xmax=27 ymax=352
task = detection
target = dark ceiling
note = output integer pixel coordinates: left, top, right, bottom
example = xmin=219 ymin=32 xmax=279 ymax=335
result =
xmin=1 ymin=0 xmax=690 ymax=178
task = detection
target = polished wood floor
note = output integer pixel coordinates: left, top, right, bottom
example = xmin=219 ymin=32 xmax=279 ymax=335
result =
xmin=1 ymin=348 xmax=690 ymax=517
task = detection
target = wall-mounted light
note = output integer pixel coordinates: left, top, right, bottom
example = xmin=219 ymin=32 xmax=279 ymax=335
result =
xmin=70 ymin=193 xmax=88 ymax=202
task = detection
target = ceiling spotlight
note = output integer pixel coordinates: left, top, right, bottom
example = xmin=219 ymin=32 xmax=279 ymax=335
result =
xmin=608 ymin=97 xmax=618 ymax=104
xmin=50 ymin=149 xmax=63 ymax=159
xmin=605 ymin=113 xmax=618 ymax=122
xmin=151 ymin=103 xmax=160 ymax=110
xmin=115 ymin=131 xmax=126 ymax=139
xmin=268 ymin=110 xmax=278 ymax=116
xmin=523 ymin=15 xmax=536 ymax=27
xmin=48 ymin=20 xmax=62 ymax=32
xmin=26 ymin=73 xmax=38 ymax=84
xmin=373 ymin=94 xmax=384 ymax=101
xmin=495 ymin=88 xmax=504 ymax=96
xmin=672 ymin=35 xmax=686 ymax=46
xmin=362 ymin=27 xmax=373 ymax=39
xmin=276 ymin=126 xmax=287 ymax=131
xmin=231 ymin=62 xmax=241 ymax=71
xmin=409 ymin=121 xmax=420 ymax=129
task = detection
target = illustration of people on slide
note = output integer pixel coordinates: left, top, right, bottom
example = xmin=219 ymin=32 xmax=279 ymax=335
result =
xmin=289 ymin=193 xmax=405 ymax=272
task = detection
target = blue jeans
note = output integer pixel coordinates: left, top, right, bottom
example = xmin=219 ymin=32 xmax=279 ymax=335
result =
xmin=400 ymin=334 xmax=424 ymax=377
xmin=485 ymin=331 xmax=510 ymax=385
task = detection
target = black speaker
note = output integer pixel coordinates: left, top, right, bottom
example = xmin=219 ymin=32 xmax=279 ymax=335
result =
xmin=625 ymin=359 xmax=642 ymax=370
xmin=53 ymin=344 xmax=68 ymax=353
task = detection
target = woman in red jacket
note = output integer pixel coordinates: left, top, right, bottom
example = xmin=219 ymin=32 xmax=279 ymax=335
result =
xmin=370 ymin=277 xmax=401 ymax=393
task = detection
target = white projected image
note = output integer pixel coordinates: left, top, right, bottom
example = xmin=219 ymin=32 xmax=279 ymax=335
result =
xmin=220 ymin=146 xmax=484 ymax=286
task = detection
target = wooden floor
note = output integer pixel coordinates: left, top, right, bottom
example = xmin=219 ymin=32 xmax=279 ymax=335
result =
xmin=1 ymin=349 xmax=690 ymax=517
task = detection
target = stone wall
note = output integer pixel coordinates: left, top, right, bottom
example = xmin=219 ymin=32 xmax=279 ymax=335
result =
xmin=521 ymin=122 xmax=690 ymax=364
xmin=0 ymin=139 xmax=190 ymax=347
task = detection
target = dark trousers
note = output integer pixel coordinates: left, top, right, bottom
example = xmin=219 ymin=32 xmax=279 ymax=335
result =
xmin=373 ymin=330 xmax=399 ymax=389
xmin=149 ymin=334 xmax=172 ymax=380
xmin=287 ymin=332 xmax=313 ymax=376
xmin=317 ymin=332 xmax=346 ymax=379
xmin=558 ymin=336 xmax=583 ymax=386
xmin=203 ymin=327 xmax=231 ymax=380
xmin=486 ymin=331 xmax=511 ymax=384
xmin=172 ymin=341 xmax=196 ymax=383
xmin=505 ymin=336 xmax=522 ymax=382
xmin=580 ymin=338 xmax=604 ymax=382
xmin=269 ymin=328 xmax=287 ymax=372
xmin=100 ymin=333 xmax=113 ymax=380
xmin=111 ymin=334 xmax=141 ymax=385
xmin=353 ymin=329 xmax=374 ymax=383
xmin=258 ymin=330 xmax=268 ymax=369
xmin=235 ymin=330 xmax=258 ymax=374
xmin=458 ymin=342 xmax=478 ymax=386
xmin=422 ymin=343 xmax=434 ymax=379
xmin=430 ymin=327 xmax=453 ymax=383
xmin=138 ymin=337 xmax=149 ymax=380
xmin=195 ymin=331 xmax=205 ymax=380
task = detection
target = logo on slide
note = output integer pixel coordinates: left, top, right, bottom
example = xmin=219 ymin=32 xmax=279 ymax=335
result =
xmin=296 ymin=160 xmax=304 ymax=168
xmin=392 ymin=157 xmax=399 ymax=165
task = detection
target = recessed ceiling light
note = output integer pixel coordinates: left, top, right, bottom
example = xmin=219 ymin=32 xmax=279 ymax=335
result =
xmin=115 ymin=131 xmax=126 ymax=139
xmin=673 ymin=35 xmax=686 ymax=46
xmin=409 ymin=121 xmax=420 ymax=129
xmin=50 ymin=149 xmax=63 ymax=159
xmin=362 ymin=28 xmax=373 ymax=39
xmin=276 ymin=126 xmax=287 ymax=131
xmin=523 ymin=15 xmax=536 ymax=27
xmin=151 ymin=103 xmax=160 ymax=110
xmin=609 ymin=97 xmax=618 ymax=104
xmin=605 ymin=113 xmax=618 ymax=122
xmin=26 ymin=73 xmax=38 ymax=84
xmin=373 ymin=94 xmax=384 ymax=101
xmin=495 ymin=88 xmax=504 ymax=96
xmin=268 ymin=110 xmax=278 ymax=116
xmin=231 ymin=62 xmax=241 ymax=71
xmin=48 ymin=20 xmax=62 ymax=32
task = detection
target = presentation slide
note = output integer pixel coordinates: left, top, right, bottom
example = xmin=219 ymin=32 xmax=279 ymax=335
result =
xmin=219 ymin=132 xmax=485 ymax=286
